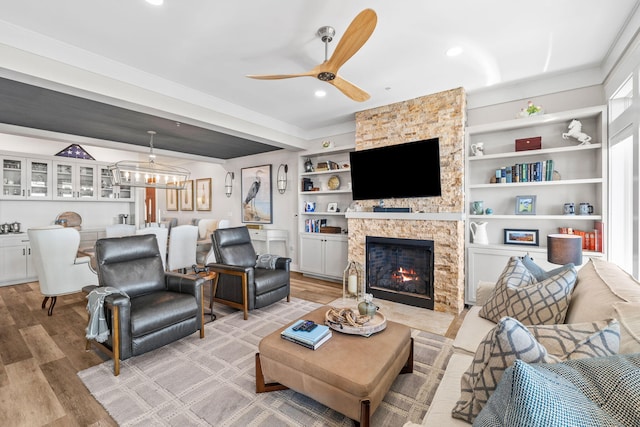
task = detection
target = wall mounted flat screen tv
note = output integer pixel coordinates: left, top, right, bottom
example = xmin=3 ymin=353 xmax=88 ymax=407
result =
xmin=349 ymin=138 xmax=442 ymax=201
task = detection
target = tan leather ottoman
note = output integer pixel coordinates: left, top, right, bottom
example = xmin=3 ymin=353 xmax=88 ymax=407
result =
xmin=256 ymin=306 xmax=413 ymax=427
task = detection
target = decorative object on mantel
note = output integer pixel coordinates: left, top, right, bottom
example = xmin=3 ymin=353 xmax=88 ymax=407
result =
xmin=516 ymin=100 xmax=544 ymax=118
xmin=562 ymin=119 xmax=592 ymax=145
xmin=109 ymin=131 xmax=190 ymax=189
xmin=55 ymin=144 xmax=95 ymax=160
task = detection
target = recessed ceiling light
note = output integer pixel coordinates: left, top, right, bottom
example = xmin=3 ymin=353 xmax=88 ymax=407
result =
xmin=446 ymin=46 xmax=463 ymax=57
xmin=146 ymin=0 xmax=164 ymax=5
xmin=315 ymin=90 xmax=327 ymax=98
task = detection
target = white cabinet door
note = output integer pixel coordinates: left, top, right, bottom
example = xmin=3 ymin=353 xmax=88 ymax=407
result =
xmin=0 ymin=244 xmax=27 ymax=283
xmin=26 ymin=159 xmax=52 ymax=200
xmin=1 ymin=156 xmax=27 ymax=199
xmin=299 ymin=234 xmax=324 ymax=275
xmin=324 ymin=236 xmax=348 ymax=278
xmin=98 ymin=165 xmax=133 ymax=201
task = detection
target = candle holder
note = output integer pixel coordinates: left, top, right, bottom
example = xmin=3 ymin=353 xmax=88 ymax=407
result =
xmin=343 ymin=260 xmax=363 ymax=303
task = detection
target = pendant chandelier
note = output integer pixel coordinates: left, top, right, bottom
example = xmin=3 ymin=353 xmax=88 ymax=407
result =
xmin=109 ymin=131 xmax=190 ymax=189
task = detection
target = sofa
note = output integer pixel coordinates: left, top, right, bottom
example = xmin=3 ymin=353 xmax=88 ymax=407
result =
xmin=405 ymin=256 xmax=640 ymax=426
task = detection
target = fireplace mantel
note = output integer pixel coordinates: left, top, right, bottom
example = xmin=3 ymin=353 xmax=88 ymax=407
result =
xmin=345 ymin=212 xmax=464 ymax=221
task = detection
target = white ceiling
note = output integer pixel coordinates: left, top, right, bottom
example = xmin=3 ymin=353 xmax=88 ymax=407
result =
xmin=0 ymin=0 xmax=638 ymax=155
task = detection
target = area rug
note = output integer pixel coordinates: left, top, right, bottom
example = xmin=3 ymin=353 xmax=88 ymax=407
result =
xmin=78 ymin=298 xmax=453 ymax=426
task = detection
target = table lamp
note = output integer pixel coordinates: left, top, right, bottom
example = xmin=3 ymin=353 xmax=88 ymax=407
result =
xmin=547 ymin=234 xmax=583 ymax=265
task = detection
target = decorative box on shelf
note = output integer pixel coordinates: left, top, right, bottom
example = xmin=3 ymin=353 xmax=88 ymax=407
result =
xmin=515 ymin=136 xmax=542 ymax=152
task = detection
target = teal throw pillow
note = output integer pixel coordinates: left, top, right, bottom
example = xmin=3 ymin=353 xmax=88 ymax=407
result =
xmin=521 ymin=253 xmax=574 ymax=282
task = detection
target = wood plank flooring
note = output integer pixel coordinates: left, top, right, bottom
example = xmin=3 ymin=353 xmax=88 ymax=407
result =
xmin=0 ymin=272 xmax=463 ymax=426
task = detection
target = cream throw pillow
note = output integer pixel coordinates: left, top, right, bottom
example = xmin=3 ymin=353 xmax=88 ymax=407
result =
xmin=451 ymin=317 xmax=620 ymax=423
xmin=479 ymin=256 xmax=577 ymax=325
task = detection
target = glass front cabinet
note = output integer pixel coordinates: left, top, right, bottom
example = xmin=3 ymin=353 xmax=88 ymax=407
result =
xmin=98 ymin=166 xmax=133 ymax=201
xmin=1 ymin=156 xmax=53 ymax=200
xmin=53 ymin=161 xmax=98 ymax=200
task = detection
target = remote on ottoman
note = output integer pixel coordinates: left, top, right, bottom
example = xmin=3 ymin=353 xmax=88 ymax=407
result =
xmin=293 ymin=320 xmax=317 ymax=332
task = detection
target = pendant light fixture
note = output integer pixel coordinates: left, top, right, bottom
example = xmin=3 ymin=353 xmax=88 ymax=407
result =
xmin=109 ymin=131 xmax=190 ymax=189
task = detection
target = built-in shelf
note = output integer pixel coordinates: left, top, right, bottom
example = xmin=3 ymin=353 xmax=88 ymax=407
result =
xmin=469 ymin=178 xmax=602 ymax=189
xmin=345 ymin=212 xmax=465 ymax=221
xmin=468 ymin=214 xmax=602 ymax=220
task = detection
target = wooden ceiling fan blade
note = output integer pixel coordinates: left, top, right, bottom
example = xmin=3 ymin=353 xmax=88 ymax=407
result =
xmin=326 ymin=9 xmax=377 ymax=73
xmin=247 ymin=71 xmax=316 ymax=80
xmin=329 ymin=76 xmax=370 ymax=102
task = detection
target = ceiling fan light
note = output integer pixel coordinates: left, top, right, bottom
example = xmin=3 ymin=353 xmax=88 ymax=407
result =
xmin=146 ymin=0 xmax=164 ymax=6
xmin=446 ymin=46 xmax=463 ymax=57
xmin=315 ymin=89 xmax=327 ymax=98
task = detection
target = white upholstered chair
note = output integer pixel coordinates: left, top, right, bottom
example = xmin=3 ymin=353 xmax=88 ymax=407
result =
xmin=136 ymin=227 xmax=169 ymax=269
xmin=196 ymin=219 xmax=230 ymax=265
xmin=28 ymin=225 xmax=98 ymax=315
xmin=105 ymin=224 xmax=136 ymax=238
xmin=166 ymin=224 xmax=199 ymax=273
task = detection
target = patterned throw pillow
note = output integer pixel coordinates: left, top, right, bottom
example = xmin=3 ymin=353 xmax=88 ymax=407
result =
xmin=475 ymin=354 xmax=640 ymax=427
xmin=479 ymin=256 xmax=578 ymax=325
xmin=451 ymin=317 xmax=620 ymax=423
xmin=528 ymin=320 xmax=621 ymax=359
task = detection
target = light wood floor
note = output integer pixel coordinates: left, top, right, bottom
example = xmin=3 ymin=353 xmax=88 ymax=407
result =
xmin=0 ymin=272 xmax=464 ymax=426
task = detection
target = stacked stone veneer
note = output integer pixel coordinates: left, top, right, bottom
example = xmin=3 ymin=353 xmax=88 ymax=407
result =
xmin=350 ymin=87 xmax=466 ymax=314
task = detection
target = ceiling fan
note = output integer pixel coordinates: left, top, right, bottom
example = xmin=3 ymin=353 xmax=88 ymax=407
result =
xmin=247 ymin=8 xmax=377 ymax=102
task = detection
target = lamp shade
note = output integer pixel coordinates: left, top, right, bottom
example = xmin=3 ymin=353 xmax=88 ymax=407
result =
xmin=547 ymin=234 xmax=583 ymax=265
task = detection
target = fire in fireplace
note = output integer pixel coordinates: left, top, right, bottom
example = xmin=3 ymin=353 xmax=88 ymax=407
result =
xmin=365 ymin=236 xmax=434 ymax=310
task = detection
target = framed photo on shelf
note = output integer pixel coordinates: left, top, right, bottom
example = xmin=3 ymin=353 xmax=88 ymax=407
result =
xmin=515 ymin=195 xmax=536 ymax=215
xmin=195 ymin=178 xmax=212 ymax=211
xmin=504 ymin=229 xmax=539 ymax=246
xmin=166 ymin=184 xmax=178 ymax=211
xmin=327 ymin=202 xmax=338 ymax=213
xmin=179 ymin=180 xmax=193 ymax=211
xmin=241 ymin=164 xmax=272 ymax=224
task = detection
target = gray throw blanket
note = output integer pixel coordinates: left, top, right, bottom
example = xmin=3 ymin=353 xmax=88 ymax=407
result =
xmin=85 ymin=287 xmax=129 ymax=343
xmin=256 ymin=253 xmax=280 ymax=269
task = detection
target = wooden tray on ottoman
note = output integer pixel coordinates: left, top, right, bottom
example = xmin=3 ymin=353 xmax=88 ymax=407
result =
xmin=256 ymin=306 xmax=413 ymax=427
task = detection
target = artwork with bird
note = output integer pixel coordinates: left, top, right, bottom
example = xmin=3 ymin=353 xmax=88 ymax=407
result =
xmin=242 ymin=165 xmax=272 ymax=223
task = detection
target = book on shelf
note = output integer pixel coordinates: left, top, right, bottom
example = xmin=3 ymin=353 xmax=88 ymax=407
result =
xmin=494 ymin=160 xmax=555 ymax=184
xmin=557 ymin=222 xmax=604 ymax=252
xmin=281 ymin=320 xmax=331 ymax=347
xmin=281 ymin=331 xmax=332 ymax=350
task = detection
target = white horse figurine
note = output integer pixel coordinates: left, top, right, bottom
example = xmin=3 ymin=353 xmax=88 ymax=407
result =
xmin=562 ymin=119 xmax=592 ymax=145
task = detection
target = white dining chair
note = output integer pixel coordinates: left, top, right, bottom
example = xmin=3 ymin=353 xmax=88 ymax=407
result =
xmin=105 ymin=224 xmax=136 ymax=238
xmin=195 ymin=219 xmax=231 ymax=265
xmin=28 ymin=225 xmax=98 ymax=315
xmin=136 ymin=227 xmax=169 ymax=269
xmin=166 ymin=224 xmax=199 ymax=273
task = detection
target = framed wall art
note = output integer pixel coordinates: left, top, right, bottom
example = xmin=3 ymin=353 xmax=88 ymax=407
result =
xmin=515 ymin=195 xmax=536 ymax=215
xmin=504 ymin=228 xmax=539 ymax=246
xmin=241 ymin=164 xmax=272 ymax=224
xmin=196 ymin=178 xmax=212 ymax=211
xmin=166 ymin=184 xmax=178 ymax=211
xmin=179 ymin=180 xmax=194 ymax=211
xmin=327 ymin=202 xmax=338 ymax=213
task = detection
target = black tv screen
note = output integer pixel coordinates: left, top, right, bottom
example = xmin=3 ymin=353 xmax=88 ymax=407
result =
xmin=349 ymin=138 xmax=442 ymax=201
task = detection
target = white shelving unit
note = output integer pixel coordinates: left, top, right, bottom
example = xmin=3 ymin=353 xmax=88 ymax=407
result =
xmin=465 ymin=105 xmax=608 ymax=304
xmin=297 ymin=145 xmax=354 ymax=280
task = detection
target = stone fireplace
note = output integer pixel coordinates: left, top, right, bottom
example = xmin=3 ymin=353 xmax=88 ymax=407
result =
xmin=348 ymin=87 xmax=466 ymax=315
xmin=366 ymin=236 xmax=434 ymax=310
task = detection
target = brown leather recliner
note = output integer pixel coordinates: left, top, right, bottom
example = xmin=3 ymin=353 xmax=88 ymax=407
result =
xmin=84 ymin=234 xmax=206 ymax=375
xmin=207 ymin=226 xmax=290 ymax=320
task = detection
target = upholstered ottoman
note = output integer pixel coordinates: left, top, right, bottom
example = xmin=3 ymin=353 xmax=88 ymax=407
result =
xmin=256 ymin=306 xmax=413 ymax=426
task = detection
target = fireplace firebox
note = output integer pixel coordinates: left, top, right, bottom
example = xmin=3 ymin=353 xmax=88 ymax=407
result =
xmin=365 ymin=236 xmax=434 ymax=310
